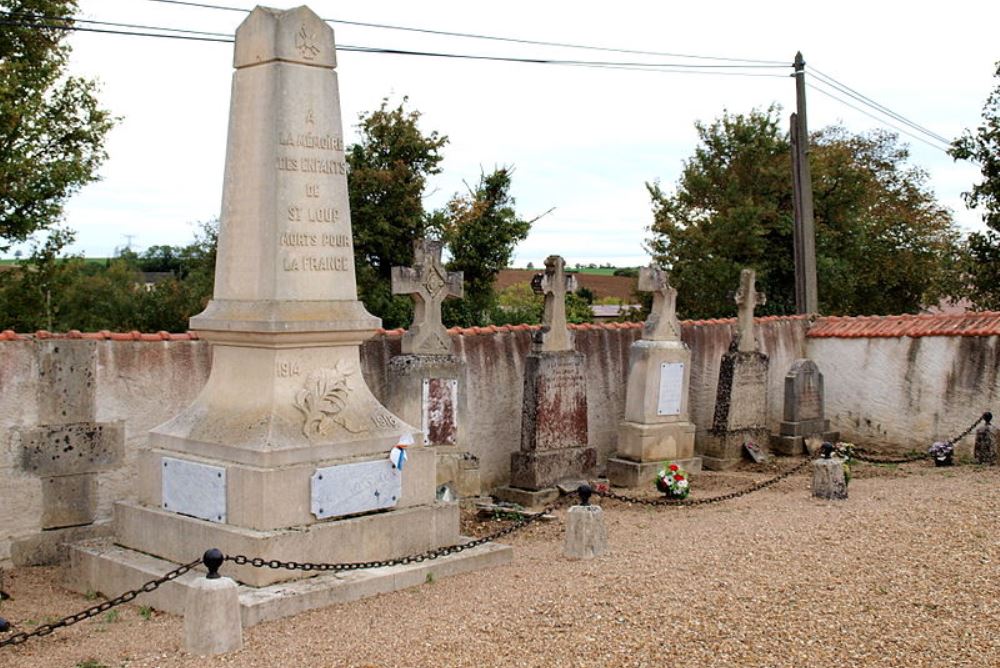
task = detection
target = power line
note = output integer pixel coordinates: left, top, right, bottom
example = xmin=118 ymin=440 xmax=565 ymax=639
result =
xmin=1 ymin=17 xmax=786 ymax=74
xmin=806 ymin=82 xmax=950 ymax=153
xmin=141 ymin=0 xmax=789 ymax=66
xmin=809 ymin=66 xmax=950 ymax=145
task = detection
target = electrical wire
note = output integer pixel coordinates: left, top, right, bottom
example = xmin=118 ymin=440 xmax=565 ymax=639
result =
xmin=0 ymin=17 xmax=786 ymax=74
xmin=140 ymin=0 xmax=789 ymax=66
xmin=806 ymin=82 xmax=950 ymax=153
xmin=809 ymin=66 xmax=950 ymax=145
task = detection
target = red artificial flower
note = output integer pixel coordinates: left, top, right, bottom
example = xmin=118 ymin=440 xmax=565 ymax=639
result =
xmin=669 ymin=464 xmax=679 ymax=471
xmin=674 ymin=474 xmax=684 ymax=481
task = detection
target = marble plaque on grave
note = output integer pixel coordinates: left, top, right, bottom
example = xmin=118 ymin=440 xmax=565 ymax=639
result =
xmin=311 ymin=459 xmax=401 ymax=520
xmin=161 ymin=457 xmax=227 ymax=523
xmin=657 ymin=362 xmax=684 ymax=416
xmin=422 ymin=378 xmax=458 ymax=445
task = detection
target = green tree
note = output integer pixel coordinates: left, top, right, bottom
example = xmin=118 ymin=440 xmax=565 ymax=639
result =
xmin=0 ymin=0 xmax=116 ymax=249
xmin=0 ymin=225 xmax=82 ymax=329
xmin=648 ymin=106 xmax=961 ymax=318
xmin=437 ymin=168 xmax=534 ymax=326
xmin=346 ymin=97 xmax=447 ymax=327
xmin=950 ymin=62 xmax=1000 ymax=308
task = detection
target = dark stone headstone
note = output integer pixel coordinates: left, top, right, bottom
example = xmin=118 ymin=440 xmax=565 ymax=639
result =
xmin=772 ymin=358 xmax=838 ymax=455
xmin=975 ymin=424 xmax=998 ymax=466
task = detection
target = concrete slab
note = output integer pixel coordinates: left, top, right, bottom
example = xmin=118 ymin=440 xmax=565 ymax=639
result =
xmin=67 ymin=538 xmax=513 ymax=628
xmin=606 ymin=455 xmax=702 ymax=488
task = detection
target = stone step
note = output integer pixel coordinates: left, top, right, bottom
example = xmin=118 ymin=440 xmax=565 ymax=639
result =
xmin=67 ymin=538 xmax=512 ymax=628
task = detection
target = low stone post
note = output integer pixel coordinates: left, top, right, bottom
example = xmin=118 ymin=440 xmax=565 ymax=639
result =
xmin=563 ymin=486 xmax=608 ymax=559
xmin=812 ymin=446 xmax=847 ymax=500
xmin=184 ymin=549 xmax=242 ymax=656
xmin=974 ymin=413 xmax=997 ymax=466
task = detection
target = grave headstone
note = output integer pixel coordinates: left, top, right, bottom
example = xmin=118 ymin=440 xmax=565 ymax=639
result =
xmin=772 ymin=358 xmax=839 ymax=455
xmin=71 ymin=7 xmax=505 ymax=605
xmin=607 ymin=265 xmax=700 ymax=487
xmin=495 ymin=255 xmax=595 ymax=507
xmin=702 ymin=269 xmax=771 ymax=470
xmin=387 ymin=241 xmax=479 ymax=497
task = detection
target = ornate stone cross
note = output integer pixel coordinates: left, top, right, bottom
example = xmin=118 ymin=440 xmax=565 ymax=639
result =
xmin=735 ymin=268 xmax=766 ymax=353
xmin=531 ymin=255 xmax=577 ymax=352
xmin=391 ymin=239 xmax=463 ymax=355
xmin=638 ymin=264 xmax=680 ymax=341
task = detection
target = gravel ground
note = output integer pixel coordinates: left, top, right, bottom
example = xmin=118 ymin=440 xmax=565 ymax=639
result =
xmin=2 ymin=460 xmax=999 ymax=668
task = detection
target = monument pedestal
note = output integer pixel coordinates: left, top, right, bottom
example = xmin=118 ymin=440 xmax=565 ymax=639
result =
xmin=386 ymin=354 xmax=481 ymax=498
xmin=608 ymin=335 xmax=701 ymax=487
xmin=702 ymin=349 xmax=770 ymax=470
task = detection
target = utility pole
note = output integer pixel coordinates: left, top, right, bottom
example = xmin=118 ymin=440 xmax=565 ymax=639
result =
xmin=790 ymin=51 xmax=818 ymax=314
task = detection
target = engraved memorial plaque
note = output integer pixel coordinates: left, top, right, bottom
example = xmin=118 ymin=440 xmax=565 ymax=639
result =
xmin=161 ymin=457 xmax=227 ymax=523
xmin=311 ymin=459 xmax=401 ymax=519
xmin=657 ymin=362 xmax=684 ymax=416
xmin=422 ymin=378 xmax=458 ymax=445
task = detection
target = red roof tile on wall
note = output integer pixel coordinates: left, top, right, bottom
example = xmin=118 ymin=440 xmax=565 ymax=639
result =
xmin=807 ymin=312 xmax=1000 ymax=338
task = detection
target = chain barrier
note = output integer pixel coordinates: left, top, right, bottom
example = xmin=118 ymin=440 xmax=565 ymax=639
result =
xmin=226 ymin=493 xmax=576 ymax=574
xmin=852 ymin=412 xmax=989 ymax=464
xmin=594 ymin=457 xmax=812 ymax=507
xmin=0 ymin=558 xmax=200 ymax=649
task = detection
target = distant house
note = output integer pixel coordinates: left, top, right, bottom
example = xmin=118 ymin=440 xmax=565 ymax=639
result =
xmin=590 ymin=303 xmax=641 ymax=322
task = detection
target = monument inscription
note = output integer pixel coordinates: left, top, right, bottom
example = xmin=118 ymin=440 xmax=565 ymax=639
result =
xmin=656 ymin=362 xmax=684 ymax=416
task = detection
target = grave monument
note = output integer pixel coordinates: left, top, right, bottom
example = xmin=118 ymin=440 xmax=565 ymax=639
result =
xmin=495 ymin=255 xmax=595 ymax=506
xmin=70 ymin=6 xmax=507 ymax=618
xmin=702 ymin=269 xmax=771 ymax=470
xmin=772 ymin=358 xmax=838 ymax=455
xmin=387 ymin=239 xmax=480 ymax=498
xmin=607 ymin=265 xmax=700 ymax=487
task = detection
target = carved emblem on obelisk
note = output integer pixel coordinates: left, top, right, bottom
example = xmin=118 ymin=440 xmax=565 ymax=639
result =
xmin=294 ymin=362 xmax=366 ymax=438
xmin=295 ymin=24 xmax=320 ymax=60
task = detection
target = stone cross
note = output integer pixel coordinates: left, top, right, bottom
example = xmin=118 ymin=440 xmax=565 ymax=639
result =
xmin=638 ymin=264 xmax=680 ymax=341
xmin=391 ymin=239 xmax=463 ymax=355
xmin=735 ymin=268 xmax=766 ymax=353
xmin=531 ymin=255 xmax=577 ymax=352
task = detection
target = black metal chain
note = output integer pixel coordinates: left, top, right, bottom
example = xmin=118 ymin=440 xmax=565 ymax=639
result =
xmin=594 ymin=457 xmax=812 ymax=507
xmin=853 ymin=412 xmax=989 ymax=464
xmin=227 ymin=494 xmax=575 ymax=573
xmin=0 ymin=558 xmax=200 ymax=649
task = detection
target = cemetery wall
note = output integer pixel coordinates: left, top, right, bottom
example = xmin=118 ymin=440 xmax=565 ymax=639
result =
xmin=809 ymin=333 xmax=1000 ymax=456
xmin=3 ymin=313 xmax=997 ymax=566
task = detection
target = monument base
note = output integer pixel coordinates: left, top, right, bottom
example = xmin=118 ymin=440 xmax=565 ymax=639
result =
xmin=699 ymin=427 xmax=771 ymax=470
xmin=771 ymin=431 xmax=840 ymax=456
xmin=615 ymin=420 xmax=696 ymax=462
xmin=509 ymin=446 xmax=596 ymax=490
xmin=434 ymin=445 xmax=482 ymax=498
xmin=606 ymin=455 xmax=703 ymax=488
xmin=67 ymin=537 xmax=511 ymax=628
xmin=102 ymin=501 xmax=460 ymax=587
xmin=491 ymin=485 xmax=560 ymax=509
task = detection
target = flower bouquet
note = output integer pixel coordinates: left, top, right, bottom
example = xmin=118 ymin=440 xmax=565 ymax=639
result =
xmin=655 ymin=461 xmax=690 ymax=499
xmin=928 ymin=441 xmax=954 ymax=466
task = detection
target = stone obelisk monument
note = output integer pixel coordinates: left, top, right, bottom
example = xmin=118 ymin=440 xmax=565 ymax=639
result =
xmin=607 ymin=265 xmax=700 ymax=487
xmin=72 ymin=8 xmax=505 ymax=602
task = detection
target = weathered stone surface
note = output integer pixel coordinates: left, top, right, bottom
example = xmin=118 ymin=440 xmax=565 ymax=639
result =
xmin=734 ymin=268 xmax=766 ymax=354
xmin=11 ymin=521 xmax=113 ymax=566
xmin=41 ymin=473 xmax=97 ymax=529
xmin=520 ymin=352 xmax=588 ymax=453
xmin=637 ymin=265 xmax=681 ymax=341
xmin=234 ymin=5 xmax=336 ymax=69
xmin=563 ymin=506 xmax=607 ymax=560
xmin=392 ymin=239 xmax=463 ymax=355
xmin=783 ymin=358 xmax=824 ymax=423
xmin=36 ymin=340 xmax=96 ymax=424
xmin=975 ymin=424 xmax=998 ymax=466
xmin=184 ymin=576 xmax=243 ymax=656
xmin=812 ymin=458 xmax=848 ymax=500
xmin=606 ymin=456 xmax=702 ymax=488
xmin=19 ymin=421 xmax=124 ymax=476
xmin=531 ymin=255 xmax=577 ymax=353
xmin=707 ymin=347 xmax=771 ymax=468
xmin=615 ymin=420 xmax=695 ymax=463
xmin=510 ymin=447 xmax=596 ymax=491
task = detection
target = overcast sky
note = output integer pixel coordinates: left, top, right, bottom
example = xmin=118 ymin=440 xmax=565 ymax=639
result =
xmin=30 ymin=0 xmax=1000 ymax=266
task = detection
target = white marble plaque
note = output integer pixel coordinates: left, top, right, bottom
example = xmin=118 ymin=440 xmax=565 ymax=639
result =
xmin=657 ymin=362 xmax=685 ymax=416
xmin=161 ymin=457 xmax=227 ymax=523
xmin=311 ymin=459 xmax=401 ymax=520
